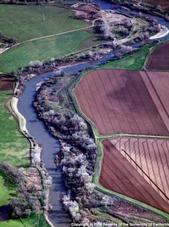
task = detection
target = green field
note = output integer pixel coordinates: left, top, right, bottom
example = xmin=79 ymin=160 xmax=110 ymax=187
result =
xmin=0 ymin=172 xmax=16 ymax=206
xmin=0 ymin=5 xmax=88 ymax=42
xmin=100 ymin=44 xmax=154 ymax=70
xmin=0 ymin=29 xmax=97 ymax=73
xmin=0 ymin=4 xmax=97 ymax=73
xmin=0 ymin=91 xmax=29 ymax=167
xmin=0 ymin=213 xmax=49 ymax=227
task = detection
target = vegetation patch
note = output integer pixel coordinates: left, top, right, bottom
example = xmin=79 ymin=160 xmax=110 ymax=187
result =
xmin=0 ymin=171 xmax=16 ymax=207
xmin=0 ymin=91 xmax=29 ymax=167
xmin=100 ymin=44 xmax=153 ymax=70
xmin=0 ymin=213 xmax=49 ymax=227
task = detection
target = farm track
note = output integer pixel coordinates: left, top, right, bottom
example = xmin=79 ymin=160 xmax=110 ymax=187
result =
xmin=21 ymin=25 xmax=93 ymax=44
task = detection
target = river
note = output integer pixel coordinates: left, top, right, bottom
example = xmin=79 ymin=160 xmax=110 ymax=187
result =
xmin=18 ymin=1 xmax=169 ymax=226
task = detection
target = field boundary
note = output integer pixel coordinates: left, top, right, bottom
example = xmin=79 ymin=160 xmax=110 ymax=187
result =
xmin=97 ymin=133 xmax=169 ymax=140
xmin=143 ymin=43 xmax=159 ymax=70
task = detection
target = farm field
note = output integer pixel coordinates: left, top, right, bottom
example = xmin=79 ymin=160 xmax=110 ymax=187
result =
xmin=0 ymin=90 xmax=29 ymax=167
xmin=0 ymin=4 xmax=97 ymax=73
xmin=142 ymin=71 xmax=169 ymax=117
xmin=110 ymin=137 xmax=169 ymax=203
xmin=0 ymin=75 xmax=15 ymax=91
xmin=101 ymin=44 xmax=153 ymax=70
xmin=0 ymin=29 xmax=96 ymax=73
xmin=0 ymin=5 xmax=88 ymax=42
xmin=146 ymin=43 xmax=169 ymax=71
xmin=139 ymin=0 xmax=169 ymax=11
xmin=75 ymin=69 xmax=169 ymax=136
xmin=100 ymin=140 xmax=169 ymax=213
xmin=0 ymin=172 xmax=16 ymax=207
xmin=0 ymin=213 xmax=50 ymax=227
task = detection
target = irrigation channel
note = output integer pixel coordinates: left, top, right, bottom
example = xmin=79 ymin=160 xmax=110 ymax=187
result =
xmin=18 ymin=1 xmax=169 ymax=226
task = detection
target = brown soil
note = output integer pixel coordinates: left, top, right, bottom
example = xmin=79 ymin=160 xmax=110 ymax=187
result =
xmin=75 ymin=69 xmax=169 ymax=136
xmin=0 ymin=75 xmax=15 ymax=91
xmin=146 ymin=43 xmax=169 ymax=71
xmin=100 ymin=140 xmax=169 ymax=213
xmin=110 ymin=137 xmax=169 ymax=203
xmin=141 ymin=0 xmax=169 ymax=11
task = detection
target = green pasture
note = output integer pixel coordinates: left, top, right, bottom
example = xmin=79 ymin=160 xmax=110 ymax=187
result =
xmin=0 ymin=4 xmax=97 ymax=73
xmin=0 ymin=171 xmax=16 ymax=206
xmin=0 ymin=4 xmax=88 ymax=42
xmin=0 ymin=213 xmax=49 ymax=227
xmin=0 ymin=29 xmax=97 ymax=73
xmin=101 ymin=44 xmax=154 ymax=70
xmin=0 ymin=91 xmax=29 ymax=167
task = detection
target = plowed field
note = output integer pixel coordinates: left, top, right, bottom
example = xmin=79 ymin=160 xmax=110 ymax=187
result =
xmin=75 ymin=70 xmax=169 ymax=136
xmin=100 ymin=140 xmax=169 ymax=213
xmin=141 ymin=0 xmax=169 ymax=11
xmin=146 ymin=43 xmax=169 ymax=71
xmin=0 ymin=75 xmax=15 ymax=91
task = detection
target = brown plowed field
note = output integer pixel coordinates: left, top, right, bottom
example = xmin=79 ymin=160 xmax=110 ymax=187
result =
xmin=100 ymin=140 xmax=169 ymax=213
xmin=148 ymin=0 xmax=169 ymax=10
xmin=143 ymin=0 xmax=169 ymax=10
xmin=132 ymin=0 xmax=169 ymax=11
xmin=147 ymin=71 xmax=169 ymax=114
xmin=0 ymin=75 xmax=15 ymax=91
xmin=146 ymin=43 xmax=169 ymax=71
xmin=110 ymin=137 xmax=169 ymax=203
xmin=75 ymin=70 xmax=169 ymax=136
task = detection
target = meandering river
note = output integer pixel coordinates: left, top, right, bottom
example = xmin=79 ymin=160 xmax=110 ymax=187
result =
xmin=18 ymin=1 xmax=169 ymax=226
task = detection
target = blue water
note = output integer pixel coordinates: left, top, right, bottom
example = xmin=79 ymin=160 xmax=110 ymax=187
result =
xmin=18 ymin=63 xmax=94 ymax=227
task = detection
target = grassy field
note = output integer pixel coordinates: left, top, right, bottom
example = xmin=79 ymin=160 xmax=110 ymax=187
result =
xmin=0 ymin=172 xmax=16 ymax=206
xmin=0 ymin=4 xmax=88 ymax=42
xmin=0 ymin=91 xmax=29 ymax=167
xmin=0 ymin=4 xmax=97 ymax=73
xmin=100 ymin=44 xmax=154 ymax=70
xmin=0 ymin=29 xmax=97 ymax=73
xmin=0 ymin=213 xmax=49 ymax=227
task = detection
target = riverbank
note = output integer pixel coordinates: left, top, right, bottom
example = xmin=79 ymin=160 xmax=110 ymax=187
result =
xmin=9 ymin=87 xmax=53 ymax=227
